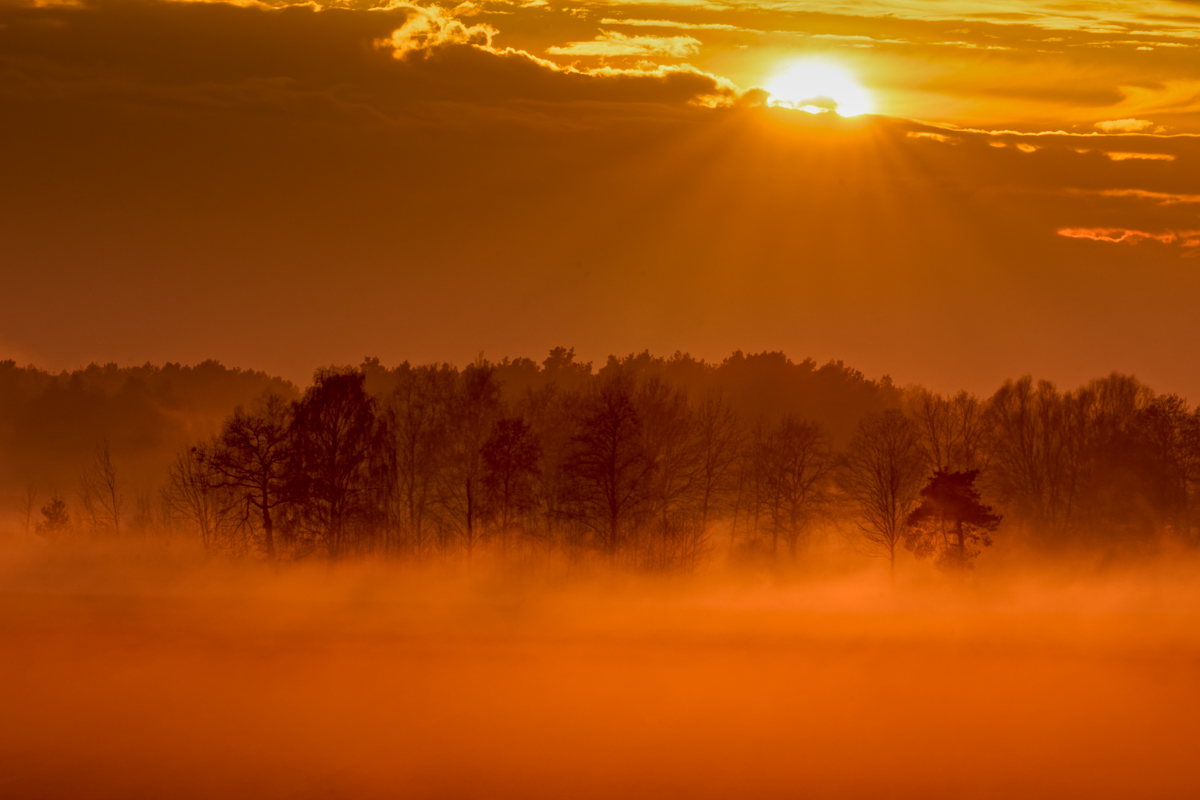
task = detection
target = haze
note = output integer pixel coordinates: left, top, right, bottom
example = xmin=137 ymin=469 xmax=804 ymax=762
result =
xmin=3 ymin=0 xmax=1200 ymax=795
xmin=5 ymin=539 xmax=1200 ymax=799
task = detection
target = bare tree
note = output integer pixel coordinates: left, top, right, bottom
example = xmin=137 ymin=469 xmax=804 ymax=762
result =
xmin=201 ymin=394 xmax=292 ymax=559
xmin=636 ymin=377 xmax=704 ymax=570
xmin=754 ymin=417 xmax=832 ymax=560
xmin=986 ymin=377 xmax=1109 ymax=536
xmin=520 ymin=383 xmax=586 ymax=562
xmin=728 ymin=418 xmax=766 ymax=556
xmin=1182 ymin=408 xmax=1200 ymax=541
xmin=987 ymin=377 xmax=1065 ymax=527
xmin=78 ymin=440 xmax=122 ymax=537
xmin=164 ymin=443 xmax=246 ymax=556
xmin=19 ymin=483 xmax=38 ymax=536
xmin=386 ymin=363 xmax=455 ymax=557
xmin=288 ymin=368 xmax=387 ymax=559
xmin=1137 ymin=394 xmax=1194 ymax=536
xmin=842 ymin=410 xmax=924 ymax=578
xmin=560 ymin=373 xmax=656 ymax=564
xmin=909 ymin=389 xmax=990 ymax=474
xmin=93 ymin=440 xmax=122 ymax=536
xmin=440 ymin=362 xmax=503 ymax=561
xmin=481 ymin=416 xmax=541 ymax=556
xmin=132 ymin=490 xmax=154 ymax=535
xmin=76 ymin=472 xmax=100 ymax=536
xmin=694 ymin=390 xmax=742 ymax=533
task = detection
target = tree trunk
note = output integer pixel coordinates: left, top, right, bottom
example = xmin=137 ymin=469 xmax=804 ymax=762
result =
xmin=262 ymin=501 xmax=276 ymax=560
xmin=955 ymin=520 xmax=965 ymax=571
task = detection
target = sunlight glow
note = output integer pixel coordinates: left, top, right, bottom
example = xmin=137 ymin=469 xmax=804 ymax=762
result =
xmin=764 ymin=61 xmax=873 ymax=117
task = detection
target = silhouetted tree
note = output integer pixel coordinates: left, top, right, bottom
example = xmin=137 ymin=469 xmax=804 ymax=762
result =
xmin=909 ymin=389 xmax=990 ymax=474
xmin=754 ymin=416 xmax=832 ymax=559
xmin=78 ymin=440 xmax=122 ymax=536
xmin=99 ymin=439 xmax=122 ymax=535
xmin=561 ymin=373 xmax=655 ymax=563
xmin=1072 ymin=374 xmax=1157 ymax=541
xmin=19 ymin=483 xmax=38 ymax=536
xmin=1135 ymin=394 xmax=1195 ymax=535
xmin=201 ymin=394 xmax=292 ymax=559
xmin=694 ymin=390 xmax=742 ymax=534
xmin=0 ymin=360 xmax=295 ymax=516
xmin=441 ymin=362 xmax=503 ymax=560
xmin=131 ymin=490 xmax=154 ymax=536
xmin=35 ymin=494 xmax=70 ymax=539
xmin=728 ymin=419 xmax=764 ymax=556
xmin=842 ymin=410 xmax=924 ymax=577
xmin=987 ymin=377 xmax=1073 ymax=531
xmin=520 ymin=382 xmax=586 ymax=558
xmin=905 ymin=470 xmax=1001 ymax=572
xmin=539 ymin=347 xmax=594 ymax=394
xmin=385 ymin=363 xmax=456 ymax=557
xmin=636 ymin=377 xmax=706 ymax=569
xmin=1180 ymin=407 xmax=1200 ymax=541
xmin=481 ymin=416 xmax=542 ymax=554
xmin=288 ymin=369 xmax=387 ymax=559
xmin=164 ymin=444 xmax=237 ymax=554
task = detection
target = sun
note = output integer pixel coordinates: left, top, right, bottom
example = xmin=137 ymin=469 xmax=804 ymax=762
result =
xmin=764 ymin=61 xmax=873 ymax=117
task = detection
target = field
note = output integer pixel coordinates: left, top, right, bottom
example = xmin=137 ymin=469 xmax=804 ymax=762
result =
xmin=3 ymin=539 xmax=1199 ymax=799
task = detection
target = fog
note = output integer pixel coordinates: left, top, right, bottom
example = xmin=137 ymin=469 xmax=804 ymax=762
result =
xmin=3 ymin=533 xmax=1199 ymax=799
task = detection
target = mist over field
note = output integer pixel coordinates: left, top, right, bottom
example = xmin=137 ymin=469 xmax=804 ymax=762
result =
xmin=3 ymin=534 xmax=1200 ymax=799
xmin=3 ymin=351 xmax=1200 ymax=798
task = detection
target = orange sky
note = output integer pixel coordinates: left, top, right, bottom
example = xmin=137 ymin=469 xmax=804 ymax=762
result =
xmin=0 ymin=0 xmax=1197 ymax=396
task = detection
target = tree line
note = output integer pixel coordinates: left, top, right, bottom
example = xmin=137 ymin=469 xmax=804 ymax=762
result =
xmin=22 ymin=353 xmax=1200 ymax=575
xmin=0 ymin=350 xmax=896 ymax=498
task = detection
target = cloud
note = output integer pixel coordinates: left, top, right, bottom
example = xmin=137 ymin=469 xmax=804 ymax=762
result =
xmin=598 ymin=18 xmax=758 ymax=33
xmin=546 ymin=31 xmax=702 ymax=58
xmin=1014 ymin=143 xmax=1039 ymax=152
xmin=1082 ymin=188 xmax=1200 ymax=204
xmin=906 ymin=131 xmax=957 ymax=143
xmin=933 ymin=40 xmax=1010 ymax=50
xmin=384 ymin=4 xmax=497 ymax=56
xmin=1104 ymin=151 xmax=1176 ymax=161
xmin=1095 ymin=119 xmax=1155 ymax=132
xmin=809 ymin=33 xmax=910 ymax=46
xmin=934 ymin=123 xmax=1198 ymax=140
xmin=1056 ymin=226 xmax=1200 ymax=255
xmin=0 ymin=0 xmax=743 ymax=122
xmin=1057 ymin=227 xmax=1177 ymax=244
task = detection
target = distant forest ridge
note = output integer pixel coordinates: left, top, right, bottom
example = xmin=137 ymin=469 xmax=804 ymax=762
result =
xmin=4 ymin=348 xmax=1196 ymax=573
xmin=0 ymin=349 xmax=897 ymax=494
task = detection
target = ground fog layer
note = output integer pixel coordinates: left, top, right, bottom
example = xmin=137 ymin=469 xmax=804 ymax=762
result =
xmin=2 ymin=538 xmax=1199 ymax=799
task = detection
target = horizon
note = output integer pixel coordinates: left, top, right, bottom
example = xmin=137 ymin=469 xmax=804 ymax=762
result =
xmin=3 ymin=346 xmax=1195 ymax=403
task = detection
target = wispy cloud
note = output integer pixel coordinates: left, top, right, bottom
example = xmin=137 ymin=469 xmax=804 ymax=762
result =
xmin=599 ymin=18 xmax=760 ymax=33
xmin=1073 ymin=188 xmax=1200 ymax=204
xmin=906 ymin=131 xmax=957 ymax=143
xmin=1057 ymin=227 xmax=1178 ymax=244
xmin=1104 ymin=151 xmax=1175 ymax=161
xmin=809 ymin=33 xmax=910 ymax=46
xmin=547 ymin=31 xmax=702 ymax=58
xmin=1057 ymin=227 xmax=1200 ymax=254
xmin=1095 ymin=119 xmax=1155 ymax=132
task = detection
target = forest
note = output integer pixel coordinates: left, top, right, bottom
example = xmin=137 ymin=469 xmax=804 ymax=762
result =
xmin=7 ymin=348 xmax=1199 ymax=576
